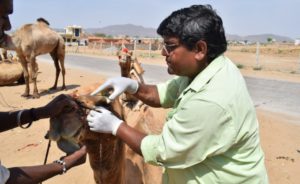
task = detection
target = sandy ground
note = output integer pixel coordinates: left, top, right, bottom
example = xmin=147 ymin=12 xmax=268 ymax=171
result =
xmin=0 ymin=53 xmax=300 ymax=184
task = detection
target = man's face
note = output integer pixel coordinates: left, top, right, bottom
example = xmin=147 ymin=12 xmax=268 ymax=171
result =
xmin=0 ymin=0 xmax=13 ymax=43
xmin=162 ymin=37 xmax=200 ymax=78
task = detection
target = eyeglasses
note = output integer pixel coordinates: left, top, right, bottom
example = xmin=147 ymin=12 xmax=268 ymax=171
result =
xmin=162 ymin=43 xmax=179 ymax=55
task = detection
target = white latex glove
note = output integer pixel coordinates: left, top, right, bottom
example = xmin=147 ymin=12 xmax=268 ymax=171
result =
xmin=87 ymin=106 xmax=123 ymax=135
xmin=90 ymin=77 xmax=139 ymax=101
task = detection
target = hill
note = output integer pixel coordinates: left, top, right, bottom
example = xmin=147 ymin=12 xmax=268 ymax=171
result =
xmin=73 ymin=24 xmax=293 ymax=43
xmin=85 ymin=24 xmax=159 ymax=38
xmin=226 ymin=33 xmax=293 ymax=43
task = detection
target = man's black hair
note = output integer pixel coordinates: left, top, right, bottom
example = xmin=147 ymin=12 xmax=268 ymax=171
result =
xmin=157 ymin=4 xmax=227 ymax=62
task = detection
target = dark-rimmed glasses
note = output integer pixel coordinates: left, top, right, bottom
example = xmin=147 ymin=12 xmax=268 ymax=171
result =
xmin=162 ymin=43 xmax=179 ymax=55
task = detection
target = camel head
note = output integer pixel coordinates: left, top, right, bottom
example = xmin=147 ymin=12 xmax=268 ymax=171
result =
xmin=117 ymin=48 xmax=133 ymax=78
xmin=47 ymin=85 xmax=125 ymax=154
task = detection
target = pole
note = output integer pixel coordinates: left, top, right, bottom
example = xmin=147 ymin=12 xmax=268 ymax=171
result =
xmin=298 ymin=51 xmax=300 ymax=73
xmin=133 ymin=39 xmax=137 ymax=57
xmin=148 ymin=40 xmax=152 ymax=58
xmin=256 ymin=42 xmax=260 ymax=68
xmin=111 ymin=41 xmax=113 ymax=55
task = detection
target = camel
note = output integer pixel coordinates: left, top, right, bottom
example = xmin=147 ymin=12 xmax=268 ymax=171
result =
xmin=0 ymin=18 xmax=66 ymax=98
xmin=47 ymin=49 xmax=163 ymax=183
xmin=0 ymin=48 xmax=24 ymax=85
xmin=117 ymin=48 xmax=145 ymax=111
xmin=0 ymin=58 xmax=24 ymax=85
xmin=48 ymin=89 xmax=127 ymax=184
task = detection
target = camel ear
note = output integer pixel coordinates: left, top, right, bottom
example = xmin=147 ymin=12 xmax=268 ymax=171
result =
xmin=194 ymin=40 xmax=207 ymax=61
xmin=110 ymin=96 xmax=124 ymax=120
xmin=92 ymin=95 xmax=110 ymax=106
xmin=70 ymin=90 xmax=79 ymax=98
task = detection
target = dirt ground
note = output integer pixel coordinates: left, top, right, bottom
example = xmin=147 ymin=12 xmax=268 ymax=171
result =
xmin=0 ymin=50 xmax=300 ymax=183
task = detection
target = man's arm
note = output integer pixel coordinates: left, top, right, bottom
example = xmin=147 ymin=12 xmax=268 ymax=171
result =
xmin=134 ymin=83 xmax=161 ymax=107
xmin=0 ymin=107 xmax=49 ymax=132
xmin=0 ymin=94 xmax=77 ymax=132
xmin=116 ymin=123 xmax=147 ymax=156
xmin=6 ymin=146 xmax=86 ymax=184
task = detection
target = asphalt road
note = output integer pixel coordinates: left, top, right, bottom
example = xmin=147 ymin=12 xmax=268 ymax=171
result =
xmin=39 ymin=54 xmax=300 ymax=119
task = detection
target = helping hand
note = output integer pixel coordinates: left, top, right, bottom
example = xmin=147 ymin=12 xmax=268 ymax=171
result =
xmin=87 ymin=106 xmax=123 ymax=135
xmin=90 ymin=77 xmax=139 ymax=100
xmin=63 ymin=145 xmax=87 ymax=169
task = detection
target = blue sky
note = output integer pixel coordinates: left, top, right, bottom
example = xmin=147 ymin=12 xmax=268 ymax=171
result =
xmin=10 ymin=0 xmax=300 ymax=38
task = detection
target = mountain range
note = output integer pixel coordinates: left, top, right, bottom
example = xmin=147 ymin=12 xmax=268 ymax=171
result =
xmin=77 ymin=24 xmax=294 ymax=43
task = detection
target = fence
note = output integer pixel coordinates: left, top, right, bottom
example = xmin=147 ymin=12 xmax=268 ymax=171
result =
xmin=66 ymin=42 xmax=300 ymax=74
xmin=66 ymin=39 xmax=163 ymax=59
xmin=226 ymin=43 xmax=300 ymax=74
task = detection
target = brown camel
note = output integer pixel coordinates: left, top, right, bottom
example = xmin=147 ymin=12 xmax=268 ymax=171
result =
xmin=0 ymin=58 xmax=23 ymax=86
xmin=47 ymin=85 xmax=127 ymax=184
xmin=47 ymin=50 xmax=163 ymax=183
xmin=0 ymin=48 xmax=24 ymax=85
xmin=0 ymin=18 xmax=66 ymax=98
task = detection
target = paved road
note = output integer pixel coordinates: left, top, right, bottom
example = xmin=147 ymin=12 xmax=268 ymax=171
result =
xmin=39 ymin=54 xmax=300 ymax=118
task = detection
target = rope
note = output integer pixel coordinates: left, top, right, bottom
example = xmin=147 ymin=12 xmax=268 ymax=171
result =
xmin=43 ymin=139 xmax=52 ymax=165
xmin=39 ymin=138 xmax=51 ymax=184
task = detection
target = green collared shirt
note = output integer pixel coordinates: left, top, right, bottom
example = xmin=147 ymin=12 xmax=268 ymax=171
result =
xmin=141 ymin=55 xmax=268 ymax=184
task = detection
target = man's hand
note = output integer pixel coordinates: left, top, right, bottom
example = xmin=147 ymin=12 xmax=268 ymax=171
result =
xmin=63 ymin=145 xmax=87 ymax=169
xmin=90 ymin=77 xmax=139 ymax=101
xmin=87 ymin=106 xmax=123 ymax=135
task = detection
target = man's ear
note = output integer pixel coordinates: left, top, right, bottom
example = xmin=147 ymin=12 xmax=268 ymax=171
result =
xmin=194 ymin=40 xmax=207 ymax=61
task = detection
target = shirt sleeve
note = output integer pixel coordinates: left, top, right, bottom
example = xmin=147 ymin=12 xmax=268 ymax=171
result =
xmin=156 ymin=77 xmax=185 ymax=108
xmin=0 ymin=162 xmax=10 ymax=184
xmin=141 ymin=98 xmax=236 ymax=169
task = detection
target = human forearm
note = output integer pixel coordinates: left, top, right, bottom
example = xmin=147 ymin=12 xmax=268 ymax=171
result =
xmin=7 ymin=163 xmax=64 ymax=184
xmin=134 ymin=83 xmax=161 ymax=107
xmin=0 ymin=108 xmax=44 ymax=132
xmin=116 ymin=123 xmax=146 ymax=156
xmin=0 ymin=94 xmax=77 ymax=132
xmin=6 ymin=145 xmax=86 ymax=184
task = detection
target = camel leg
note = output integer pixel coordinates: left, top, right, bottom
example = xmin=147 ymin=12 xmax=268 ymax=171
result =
xmin=29 ymin=56 xmax=40 ymax=98
xmin=49 ymin=52 xmax=60 ymax=90
xmin=57 ymin=41 xmax=66 ymax=90
xmin=59 ymin=54 xmax=66 ymax=90
xmin=49 ymin=51 xmax=66 ymax=90
xmin=18 ymin=55 xmax=30 ymax=97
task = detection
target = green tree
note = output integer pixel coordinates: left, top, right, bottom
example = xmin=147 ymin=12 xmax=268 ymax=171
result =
xmin=94 ymin=33 xmax=106 ymax=37
xmin=267 ymin=37 xmax=273 ymax=43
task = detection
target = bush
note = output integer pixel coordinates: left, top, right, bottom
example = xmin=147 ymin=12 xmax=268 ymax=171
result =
xmin=236 ymin=64 xmax=244 ymax=69
xmin=253 ymin=66 xmax=262 ymax=70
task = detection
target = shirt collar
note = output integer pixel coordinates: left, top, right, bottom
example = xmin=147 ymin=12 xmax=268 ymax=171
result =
xmin=184 ymin=55 xmax=227 ymax=93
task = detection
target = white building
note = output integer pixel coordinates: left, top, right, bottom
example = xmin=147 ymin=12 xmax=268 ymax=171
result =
xmin=295 ymin=38 xmax=300 ymax=46
xmin=60 ymin=25 xmax=84 ymax=46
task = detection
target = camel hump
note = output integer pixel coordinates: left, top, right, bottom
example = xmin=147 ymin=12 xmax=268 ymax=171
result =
xmin=36 ymin=17 xmax=50 ymax=26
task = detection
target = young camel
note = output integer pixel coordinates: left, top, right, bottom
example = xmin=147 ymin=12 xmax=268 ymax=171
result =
xmin=47 ymin=50 xmax=163 ymax=183
xmin=0 ymin=18 xmax=66 ymax=98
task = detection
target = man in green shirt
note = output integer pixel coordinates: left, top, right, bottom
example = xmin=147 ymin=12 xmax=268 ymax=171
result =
xmin=88 ymin=4 xmax=268 ymax=183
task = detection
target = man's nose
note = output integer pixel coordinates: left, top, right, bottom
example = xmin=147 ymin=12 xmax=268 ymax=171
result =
xmin=4 ymin=17 xmax=12 ymax=31
xmin=1 ymin=16 xmax=12 ymax=31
